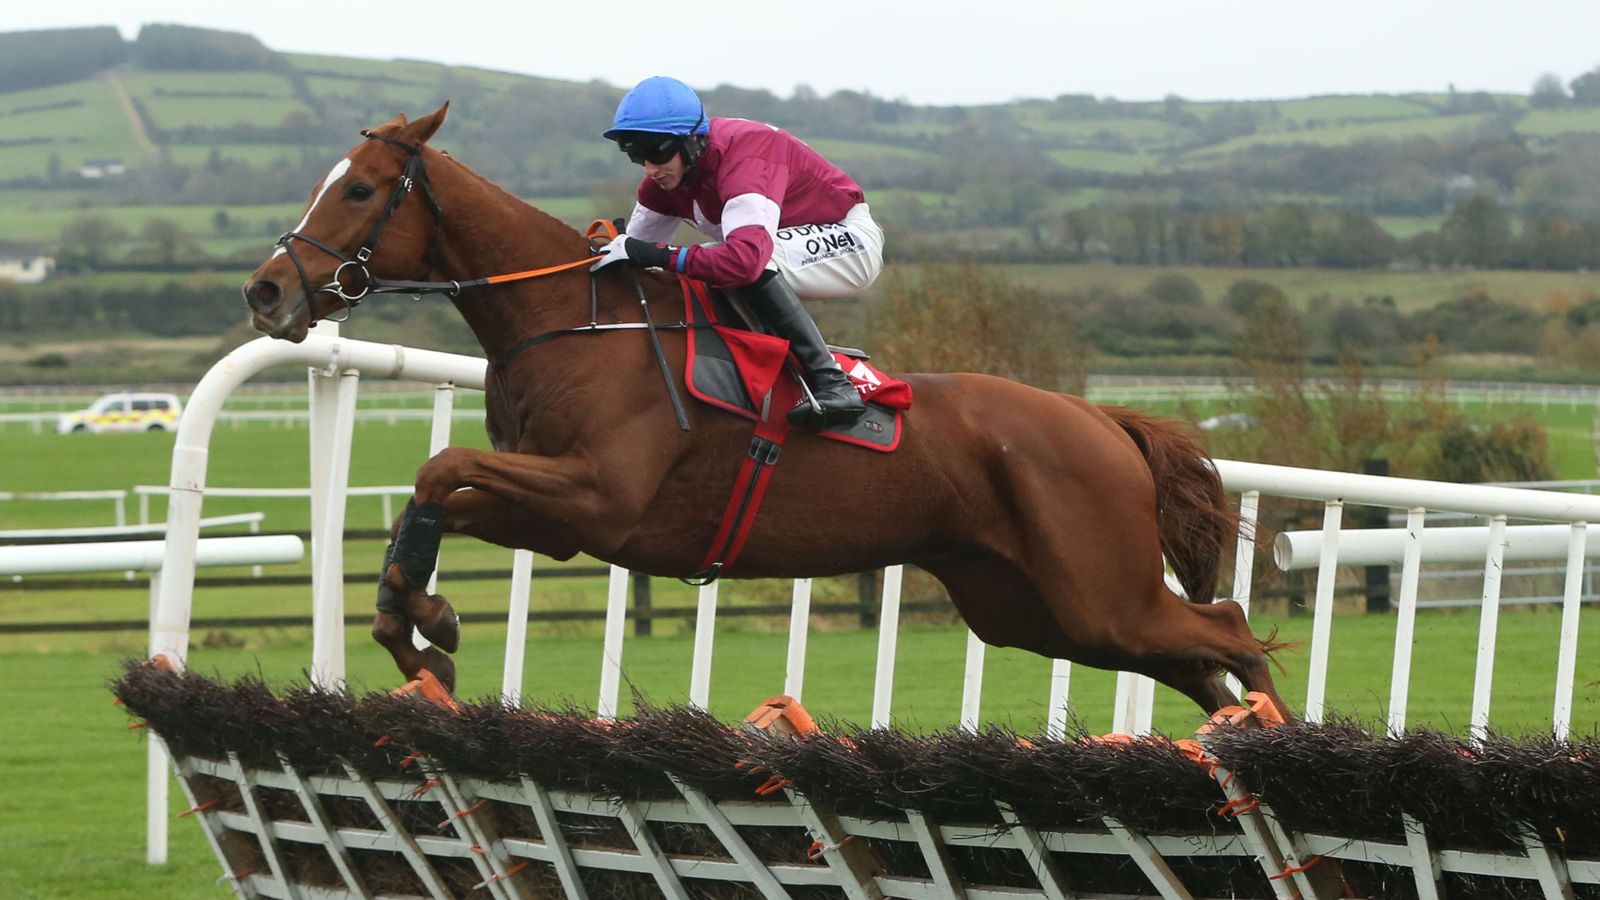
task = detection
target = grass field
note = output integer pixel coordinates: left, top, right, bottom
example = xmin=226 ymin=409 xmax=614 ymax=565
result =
xmin=0 ymin=192 xmax=604 ymax=256
xmin=1046 ymin=147 xmax=1159 ymax=174
xmin=0 ymin=202 xmax=305 ymax=245
xmin=1003 ymin=262 xmax=1600 ymax=314
xmin=1184 ymin=112 xmax=1494 ymax=162
xmin=0 ymin=79 xmax=144 ymax=178
xmin=1265 ymin=95 xmax=1440 ymax=124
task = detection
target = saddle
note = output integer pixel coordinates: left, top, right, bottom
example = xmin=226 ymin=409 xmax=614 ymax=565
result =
xmin=678 ymin=276 xmax=911 ymax=451
xmin=674 ymin=275 xmax=913 ymax=582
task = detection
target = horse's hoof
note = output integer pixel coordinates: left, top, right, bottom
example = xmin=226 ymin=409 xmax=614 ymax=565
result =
xmin=419 ymin=647 xmax=457 ymax=694
xmin=415 ymin=595 xmax=461 ymax=653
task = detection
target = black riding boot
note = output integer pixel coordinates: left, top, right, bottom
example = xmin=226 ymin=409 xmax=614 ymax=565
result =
xmin=738 ymin=271 xmax=867 ymax=428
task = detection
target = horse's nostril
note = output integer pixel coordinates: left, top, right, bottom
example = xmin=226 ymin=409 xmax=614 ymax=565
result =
xmin=245 ymin=280 xmax=280 ymax=314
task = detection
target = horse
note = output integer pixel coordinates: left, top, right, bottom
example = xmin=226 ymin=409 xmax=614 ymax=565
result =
xmin=242 ymin=103 xmax=1289 ymax=720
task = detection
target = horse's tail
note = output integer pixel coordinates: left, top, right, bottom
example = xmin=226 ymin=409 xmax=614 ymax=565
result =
xmin=1100 ymin=405 xmax=1238 ymax=604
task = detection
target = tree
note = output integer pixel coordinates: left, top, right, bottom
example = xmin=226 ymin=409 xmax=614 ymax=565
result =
xmin=1263 ymin=204 xmax=1313 ymax=266
xmin=1439 ymin=195 xmax=1512 ymax=267
xmin=870 ymin=262 xmax=1087 ymax=393
xmin=57 ymin=214 xmax=129 ymax=269
xmin=133 ymin=218 xmax=202 ymax=265
xmin=1313 ymin=212 xmax=1397 ymax=268
xmin=1063 ymin=208 xmax=1105 ymax=258
xmin=1143 ymin=273 xmax=1204 ymax=307
xmin=0 ymin=26 xmax=125 ymax=92
xmin=1570 ymin=68 xmax=1600 ymax=105
xmin=1531 ymin=73 xmax=1569 ymax=109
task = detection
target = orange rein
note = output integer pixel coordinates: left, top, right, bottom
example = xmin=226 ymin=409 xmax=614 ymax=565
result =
xmin=481 ymin=254 xmax=601 ymax=286
xmin=361 ymin=218 xmax=618 ymax=298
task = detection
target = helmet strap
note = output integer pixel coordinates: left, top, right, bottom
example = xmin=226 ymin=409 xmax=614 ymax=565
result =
xmin=680 ymin=134 xmax=708 ymax=178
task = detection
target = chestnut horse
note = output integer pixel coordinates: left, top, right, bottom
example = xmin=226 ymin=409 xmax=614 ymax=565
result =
xmin=243 ymin=104 xmax=1287 ymax=719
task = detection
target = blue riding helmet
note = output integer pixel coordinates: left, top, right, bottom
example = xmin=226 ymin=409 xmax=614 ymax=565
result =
xmin=604 ymin=76 xmax=709 ymax=140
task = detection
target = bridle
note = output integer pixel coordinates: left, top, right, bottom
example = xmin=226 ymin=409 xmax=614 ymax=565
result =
xmin=271 ymin=130 xmax=597 ymax=321
xmin=266 ymin=128 xmax=695 ymax=429
xmin=273 ymin=131 xmax=444 ymax=320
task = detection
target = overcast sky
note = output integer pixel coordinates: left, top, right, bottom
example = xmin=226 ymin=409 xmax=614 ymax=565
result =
xmin=10 ymin=1 xmax=1600 ymax=106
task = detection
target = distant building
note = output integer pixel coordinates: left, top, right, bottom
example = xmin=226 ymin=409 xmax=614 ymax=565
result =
xmin=1445 ymin=174 xmax=1479 ymax=201
xmin=78 ymin=158 xmax=127 ymax=178
xmin=0 ymin=247 xmax=56 ymax=284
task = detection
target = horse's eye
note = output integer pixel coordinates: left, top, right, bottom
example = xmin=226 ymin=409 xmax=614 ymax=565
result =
xmin=346 ymin=183 xmax=375 ymax=201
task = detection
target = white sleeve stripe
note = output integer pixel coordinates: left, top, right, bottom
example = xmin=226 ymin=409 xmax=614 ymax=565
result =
xmin=721 ymin=193 xmax=781 ymax=243
xmin=626 ymin=205 xmax=681 ymax=243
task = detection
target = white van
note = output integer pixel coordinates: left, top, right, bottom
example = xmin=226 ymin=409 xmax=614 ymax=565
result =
xmin=56 ymin=392 xmax=183 ymax=434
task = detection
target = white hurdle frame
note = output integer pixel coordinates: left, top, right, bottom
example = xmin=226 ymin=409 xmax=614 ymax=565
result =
xmin=1228 ymin=459 xmax=1600 ymax=739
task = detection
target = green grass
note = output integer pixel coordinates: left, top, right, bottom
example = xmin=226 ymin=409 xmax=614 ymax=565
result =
xmin=121 ymin=72 xmax=299 ymax=100
xmin=1266 ymin=95 xmax=1440 ymax=124
xmin=1517 ymin=107 xmax=1600 ymax=138
xmin=804 ymin=138 xmax=941 ymax=163
xmin=1046 ymin=147 xmax=1160 ymax=174
xmin=1184 ymin=112 xmax=1494 ymax=162
xmin=287 ymin=53 xmax=532 ymax=92
xmin=1000 ymin=262 xmax=1600 ymax=314
xmin=300 ymin=76 xmax=444 ymax=113
xmin=0 ymin=79 xmax=144 ymax=178
xmin=1009 ymin=109 xmax=1186 ymax=146
xmin=160 ymin=144 xmax=322 ymax=169
xmin=0 ymin=203 xmax=304 ymax=244
xmin=134 ymin=91 xmax=312 ymax=132
xmin=1374 ymin=214 xmax=1444 ymax=239
xmin=0 ymin=189 xmax=102 ymax=211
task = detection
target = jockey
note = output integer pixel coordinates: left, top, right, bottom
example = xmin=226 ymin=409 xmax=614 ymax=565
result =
xmin=592 ymin=75 xmax=884 ymax=429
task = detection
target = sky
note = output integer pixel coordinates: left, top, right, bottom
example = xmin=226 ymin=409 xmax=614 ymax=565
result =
xmin=10 ymin=1 xmax=1600 ymax=106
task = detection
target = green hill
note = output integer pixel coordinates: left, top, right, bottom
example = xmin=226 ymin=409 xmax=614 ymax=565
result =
xmin=7 ymin=25 xmax=1600 ymax=386
xmin=3 ymin=25 xmax=1599 ymax=246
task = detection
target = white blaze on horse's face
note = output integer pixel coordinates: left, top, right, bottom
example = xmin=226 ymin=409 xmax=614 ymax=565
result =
xmin=271 ymin=158 xmax=353 ymax=259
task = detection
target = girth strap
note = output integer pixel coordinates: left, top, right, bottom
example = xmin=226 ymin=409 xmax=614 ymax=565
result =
xmin=684 ymin=412 xmax=792 ymax=585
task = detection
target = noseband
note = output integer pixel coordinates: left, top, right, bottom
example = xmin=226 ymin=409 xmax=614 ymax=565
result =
xmin=274 ymin=132 xmax=443 ymax=319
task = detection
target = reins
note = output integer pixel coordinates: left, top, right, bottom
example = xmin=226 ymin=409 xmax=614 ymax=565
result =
xmin=278 ymin=135 xmax=697 ymax=429
xmin=359 ymin=255 xmax=600 ymax=300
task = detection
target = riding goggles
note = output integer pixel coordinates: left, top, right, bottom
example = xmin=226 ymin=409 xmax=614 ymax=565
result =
xmin=619 ymin=134 xmax=683 ymax=166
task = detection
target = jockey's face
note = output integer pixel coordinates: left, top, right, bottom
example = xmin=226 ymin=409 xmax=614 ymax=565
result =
xmin=643 ymin=151 xmax=687 ymax=192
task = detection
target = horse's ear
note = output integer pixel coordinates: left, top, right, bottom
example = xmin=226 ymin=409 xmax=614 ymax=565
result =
xmin=370 ymin=112 xmax=409 ymax=136
xmin=399 ymin=102 xmax=449 ymax=147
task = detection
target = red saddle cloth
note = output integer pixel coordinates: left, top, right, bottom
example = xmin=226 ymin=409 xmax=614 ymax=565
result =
xmin=679 ymin=277 xmax=910 ymax=451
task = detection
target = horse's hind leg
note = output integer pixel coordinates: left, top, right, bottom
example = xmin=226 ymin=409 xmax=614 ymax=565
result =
xmin=1134 ymin=658 xmax=1239 ymax=718
xmin=1123 ymin=595 xmax=1291 ymax=721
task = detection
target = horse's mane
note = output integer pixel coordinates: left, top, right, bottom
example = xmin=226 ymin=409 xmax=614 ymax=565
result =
xmin=420 ymin=142 xmax=588 ymax=246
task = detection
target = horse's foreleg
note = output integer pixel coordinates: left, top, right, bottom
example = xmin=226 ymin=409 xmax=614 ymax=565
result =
xmin=375 ymin=497 xmax=460 ymax=649
xmin=375 ymin=448 xmax=621 ymax=686
xmin=370 ymin=499 xmax=461 ymax=689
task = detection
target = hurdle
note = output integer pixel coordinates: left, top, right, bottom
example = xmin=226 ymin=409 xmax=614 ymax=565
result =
xmin=137 ymin=332 xmax=1600 ymax=897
